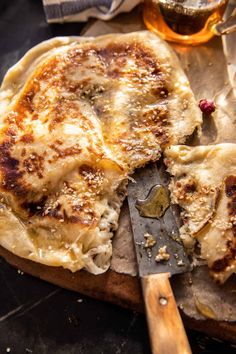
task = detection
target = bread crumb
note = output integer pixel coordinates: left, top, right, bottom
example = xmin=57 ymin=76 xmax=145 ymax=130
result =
xmin=144 ymin=233 xmax=156 ymax=248
xmin=155 ymin=246 xmax=170 ymax=262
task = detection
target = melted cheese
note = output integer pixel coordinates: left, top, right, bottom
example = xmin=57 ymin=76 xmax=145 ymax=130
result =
xmin=0 ymin=31 xmax=201 ymax=273
xmin=165 ymin=144 xmax=236 ymax=283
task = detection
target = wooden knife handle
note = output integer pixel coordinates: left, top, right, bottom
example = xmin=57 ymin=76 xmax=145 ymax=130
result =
xmin=141 ymin=273 xmax=192 ymax=354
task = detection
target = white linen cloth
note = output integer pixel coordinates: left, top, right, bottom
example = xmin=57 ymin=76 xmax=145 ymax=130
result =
xmin=42 ymin=0 xmax=141 ymax=23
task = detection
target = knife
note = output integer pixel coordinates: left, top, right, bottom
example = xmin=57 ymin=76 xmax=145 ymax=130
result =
xmin=128 ymin=161 xmax=192 ymax=354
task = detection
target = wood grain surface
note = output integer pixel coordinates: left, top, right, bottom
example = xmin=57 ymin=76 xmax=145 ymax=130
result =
xmin=0 ymin=246 xmax=235 ymax=344
xmin=141 ymin=273 xmax=191 ymax=354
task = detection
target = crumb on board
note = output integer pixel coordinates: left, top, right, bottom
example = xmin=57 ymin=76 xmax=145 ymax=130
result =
xmin=144 ymin=232 xmax=156 ymax=248
xmin=155 ymin=245 xmax=170 ymax=262
xmin=17 ymin=269 xmax=24 ymax=275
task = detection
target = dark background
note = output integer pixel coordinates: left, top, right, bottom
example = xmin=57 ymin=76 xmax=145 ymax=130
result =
xmin=0 ymin=1 xmax=235 ymax=353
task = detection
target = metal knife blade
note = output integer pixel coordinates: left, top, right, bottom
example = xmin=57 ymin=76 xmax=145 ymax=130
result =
xmin=128 ymin=161 xmax=191 ymax=278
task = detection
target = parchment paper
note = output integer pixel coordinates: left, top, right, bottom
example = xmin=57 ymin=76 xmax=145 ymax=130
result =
xmin=84 ymin=4 xmax=236 ymax=321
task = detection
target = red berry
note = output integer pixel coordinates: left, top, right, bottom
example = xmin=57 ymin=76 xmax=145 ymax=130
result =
xmin=198 ymin=99 xmax=216 ymax=115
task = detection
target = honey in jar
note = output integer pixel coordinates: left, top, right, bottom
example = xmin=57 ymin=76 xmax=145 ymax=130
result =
xmin=143 ymin=0 xmax=229 ymax=45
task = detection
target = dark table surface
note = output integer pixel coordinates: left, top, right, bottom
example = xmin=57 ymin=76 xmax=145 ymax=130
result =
xmin=0 ymin=1 xmax=236 ymax=353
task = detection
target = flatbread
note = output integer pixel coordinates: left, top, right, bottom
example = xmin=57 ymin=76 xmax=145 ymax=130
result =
xmin=165 ymin=143 xmax=236 ymax=283
xmin=0 ymin=31 xmax=201 ymax=274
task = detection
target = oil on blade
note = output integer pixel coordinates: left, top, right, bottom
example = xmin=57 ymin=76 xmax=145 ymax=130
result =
xmin=128 ymin=161 xmax=191 ymax=277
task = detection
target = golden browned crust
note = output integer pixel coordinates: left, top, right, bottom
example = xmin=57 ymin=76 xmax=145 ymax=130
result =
xmin=165 ymin=144 xmax=236 ymax=283
xmin=211 ymin=176 xmax=236 ymax=275
xmin=0 ymin=31 xmax=201 ymax=274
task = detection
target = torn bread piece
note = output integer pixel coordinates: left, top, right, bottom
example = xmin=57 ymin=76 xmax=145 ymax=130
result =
xmin=0 ymin=31 xmax=201 ymax=274
xmin=165 ymin=144 xmax=236 ymax=283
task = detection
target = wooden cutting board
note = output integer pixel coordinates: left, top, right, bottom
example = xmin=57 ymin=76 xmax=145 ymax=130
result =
xmin=1 ymin=7 xmax=236 ymax=345
xmin=1 ymin=245 xmax=235 ymax=344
